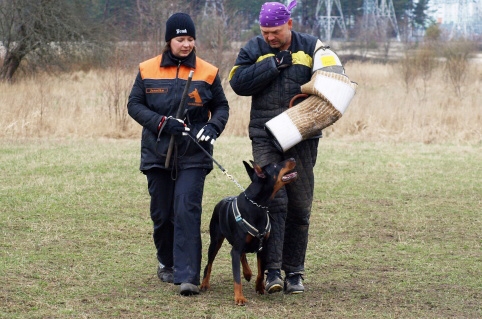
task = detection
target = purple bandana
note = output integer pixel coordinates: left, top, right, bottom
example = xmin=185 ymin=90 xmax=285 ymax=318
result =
xmin=259 ymin=0 xmax=297 ymax=27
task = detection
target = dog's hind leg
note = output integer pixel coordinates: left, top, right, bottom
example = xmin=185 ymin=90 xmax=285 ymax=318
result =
xmin=231 ymin=248 xmax=247 ymax=306
xmin=240 ymin=253 xmax=252 ymax=282
xmin=200 ymin=235 xmax=224 ymax=292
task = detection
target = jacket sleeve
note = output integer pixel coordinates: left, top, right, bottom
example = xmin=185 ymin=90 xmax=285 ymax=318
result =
xmin=229 ymin=45 xmax=280 ymax=96
xmin=127 ymin=71 xmax=163 ymax=134
xmin=207 ymin=73 xmax=229 ymax=134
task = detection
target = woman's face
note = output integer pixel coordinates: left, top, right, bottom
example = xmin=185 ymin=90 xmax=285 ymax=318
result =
xmin=170 ymin=36 xmax=195 ymax=58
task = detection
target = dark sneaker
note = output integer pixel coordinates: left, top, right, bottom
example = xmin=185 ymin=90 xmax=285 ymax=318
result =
xmin=157 ymin=263 xmax=173 ymax=283
xmin=265 ymin=269 xmax=283 ymax=294
xmin=180 ymin=283 xmax=200 ymax=296
xmin=284 ymin=272 xmax=304 ymax=294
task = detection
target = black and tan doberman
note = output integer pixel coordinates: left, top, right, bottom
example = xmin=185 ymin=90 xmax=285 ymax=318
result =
xmin=200 ymin=158 xmax=297 ymax=305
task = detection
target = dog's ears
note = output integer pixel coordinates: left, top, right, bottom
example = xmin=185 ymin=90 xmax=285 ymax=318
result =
xmin=254 ymin=164 xmax=266 ymax=178
xmin=243 ymin=161 xmax=254 ymax=180
xmin=243 ymin=160 xmax=266 ymax=181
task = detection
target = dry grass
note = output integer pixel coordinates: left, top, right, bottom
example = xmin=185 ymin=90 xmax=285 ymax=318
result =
xmin=0 ymin=60 xmax=481 ymax=144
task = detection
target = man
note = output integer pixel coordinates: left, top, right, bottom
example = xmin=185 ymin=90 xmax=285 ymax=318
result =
xmin=229 ymin=0 xmax=324 ymax=294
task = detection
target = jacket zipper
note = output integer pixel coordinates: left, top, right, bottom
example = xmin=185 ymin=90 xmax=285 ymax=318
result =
xmin=174 ymin=60 xmax=182 ymax=117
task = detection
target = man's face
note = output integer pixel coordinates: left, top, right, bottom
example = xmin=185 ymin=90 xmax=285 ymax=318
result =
xmin=260 ymin=19 xmax=292 ymax=51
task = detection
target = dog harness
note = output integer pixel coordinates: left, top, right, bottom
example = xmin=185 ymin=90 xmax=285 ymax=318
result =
xmin=231 ymin=197 xmax=271 ymax=252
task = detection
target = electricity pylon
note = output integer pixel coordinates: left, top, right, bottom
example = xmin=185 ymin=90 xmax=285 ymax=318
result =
xmin=449 ymin=0 xmax=479 ymax=39
xmin=379 ymin=0 xmax=400 ymax=40
xmin=315 ymin=0 xmax=348 ymax=41
xmin=362 ymin=0 xmax=401 ymax=41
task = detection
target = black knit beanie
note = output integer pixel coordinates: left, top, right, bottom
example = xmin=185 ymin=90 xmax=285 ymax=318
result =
xmin=165 ymin=13 xmax=196 ymax=42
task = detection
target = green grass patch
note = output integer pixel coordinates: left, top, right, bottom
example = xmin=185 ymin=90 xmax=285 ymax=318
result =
xmin=1 ymin=137 xmax=480 ymax=318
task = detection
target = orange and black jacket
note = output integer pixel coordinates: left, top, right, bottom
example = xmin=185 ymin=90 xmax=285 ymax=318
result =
xmin=127 ymin=51 xmax=229 ymax=172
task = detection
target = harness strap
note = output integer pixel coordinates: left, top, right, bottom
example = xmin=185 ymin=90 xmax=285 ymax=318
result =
xmin=231 ymin=198 xmax=271 ymax=251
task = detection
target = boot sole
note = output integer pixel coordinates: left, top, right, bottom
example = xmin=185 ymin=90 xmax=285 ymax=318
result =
xmin=180 ymin=283 xmax=199 ymax=296
xmin=267 ymin=283 xmax=283 ymax=294
xmin=285 ymin=289 xmax=304 ymax=294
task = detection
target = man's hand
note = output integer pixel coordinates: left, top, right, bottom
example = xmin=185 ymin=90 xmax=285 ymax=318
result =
xmin=163 ymin=117 xmax=190 ymax=135
xmin=196 ymin=124 xmax=219 ymax=145
xmin=275 ymin=50 xmax=292 ymax=69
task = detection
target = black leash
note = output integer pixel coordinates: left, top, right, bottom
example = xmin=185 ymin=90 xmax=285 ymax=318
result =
xmin=185 ymin=132 xmax=227 ymax=174
xmin=185 ymin=132 xmax=269 ymax=211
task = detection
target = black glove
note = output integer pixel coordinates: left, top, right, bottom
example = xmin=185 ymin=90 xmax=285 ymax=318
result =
xmin=275 ymin=50 xmax=292 ymax=69
xmin=196 ymin=124 xmax=219 ymax=145
xmin=163 ymin=117 xmax=190 ymax=136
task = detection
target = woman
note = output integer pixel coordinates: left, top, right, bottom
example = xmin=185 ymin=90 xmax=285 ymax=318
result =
xmin=127 ymin=12 xmax=229 ymax=296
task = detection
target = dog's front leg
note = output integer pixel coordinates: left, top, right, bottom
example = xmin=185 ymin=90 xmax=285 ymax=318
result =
xmin=201 ymin=235 xmax=225 ymax=292
xmin=231 ymin=248 xmax=247 ymax=306
xmin=255 ymin=253 xmax=266 ymax=294
xmin=240 ymin=253 xmax=252 ymax=282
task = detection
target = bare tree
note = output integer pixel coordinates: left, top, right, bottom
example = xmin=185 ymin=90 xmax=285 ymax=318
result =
xmin=0 ymin=0 xmax=101 ymax=81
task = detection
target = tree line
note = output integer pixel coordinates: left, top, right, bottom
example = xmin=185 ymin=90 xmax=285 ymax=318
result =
xmin=1 ymin=0 xmax=429 ymax=81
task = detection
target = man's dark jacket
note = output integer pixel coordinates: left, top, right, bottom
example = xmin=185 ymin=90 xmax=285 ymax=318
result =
xmin=229 ymin=31 xmax=319 ymax=140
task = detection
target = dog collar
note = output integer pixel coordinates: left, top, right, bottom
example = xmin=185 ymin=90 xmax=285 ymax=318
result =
xmin=232 ymin=198 xmax=271 ymax=251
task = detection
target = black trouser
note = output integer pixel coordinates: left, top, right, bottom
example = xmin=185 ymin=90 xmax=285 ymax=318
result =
xmin=145 ymin=167 xmax=206 ymax=285
xmin=252 ymin=137 xmax=318 ymax=274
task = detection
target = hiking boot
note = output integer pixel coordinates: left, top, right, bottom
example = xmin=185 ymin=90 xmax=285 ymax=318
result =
xmin=265 ymin=269 xmax=283 ymax=294
xmin=179 ymin=283 xmax=200 ymax=296
xmin=284 ymin=272 xmax=304 ymax=294
xmin=157 ymin=263 xmax=173 ymax=283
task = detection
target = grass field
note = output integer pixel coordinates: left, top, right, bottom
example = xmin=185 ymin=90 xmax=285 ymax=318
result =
xmin=1 ymin=53 xmax=481 ymax=317
xmin=1 ymin=137 xmax=480 ymax=318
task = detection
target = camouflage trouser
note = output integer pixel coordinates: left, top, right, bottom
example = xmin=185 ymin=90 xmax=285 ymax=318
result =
xmin=252 ymin=137 xmax=319 ymax=274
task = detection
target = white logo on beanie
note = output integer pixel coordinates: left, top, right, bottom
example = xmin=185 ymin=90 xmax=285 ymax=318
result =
xmin=176 ymin=29 xmax=188 ymax=34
